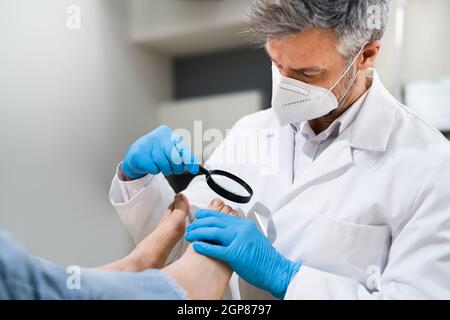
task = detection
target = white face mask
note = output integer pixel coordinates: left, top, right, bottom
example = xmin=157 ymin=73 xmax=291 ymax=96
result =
xmin=271 ymin=47 xmax=364 ymax=127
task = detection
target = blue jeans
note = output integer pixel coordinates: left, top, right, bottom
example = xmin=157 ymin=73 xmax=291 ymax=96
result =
xmin=0 ymin=232 xmax=186 ymax=300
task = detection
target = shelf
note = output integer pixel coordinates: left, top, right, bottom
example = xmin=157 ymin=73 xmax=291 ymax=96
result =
xmin=130 ymin=0 xmax=250 ymax=57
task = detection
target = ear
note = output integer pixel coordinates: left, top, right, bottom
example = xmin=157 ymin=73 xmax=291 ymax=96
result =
xmin=358 ymin=40 xmax=381 ymax=70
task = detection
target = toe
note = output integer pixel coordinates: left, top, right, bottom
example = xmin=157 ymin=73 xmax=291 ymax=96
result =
xmin=172 ymin=194 xmax=190 ymax=218
xmin=159 ymin=201 xmax=175 ymax=225
xmin=221 ymin=205 xmax=232 ymax=214
xmin=208 ymin=198 xmax=225 ymax=211
xmin=229 ymin=209 xmax=240 ymax=217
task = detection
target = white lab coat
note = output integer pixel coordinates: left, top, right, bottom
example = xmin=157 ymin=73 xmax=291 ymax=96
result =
xmin=110 ymin=70 xmax=450 ymax=299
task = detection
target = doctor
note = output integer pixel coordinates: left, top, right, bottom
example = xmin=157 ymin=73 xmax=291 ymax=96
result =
xmin=110 ymin=0 xmax=450 ymax=299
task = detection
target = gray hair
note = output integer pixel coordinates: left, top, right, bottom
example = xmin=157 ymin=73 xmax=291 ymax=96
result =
xmin=245 ymin=0 xmax=391 ymax=62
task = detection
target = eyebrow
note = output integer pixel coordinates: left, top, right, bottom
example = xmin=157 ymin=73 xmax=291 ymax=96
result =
xmin=292 ymin=66 xmax=326 ymax=74
xmin=264 ymin=46 xmax=326 ymax=74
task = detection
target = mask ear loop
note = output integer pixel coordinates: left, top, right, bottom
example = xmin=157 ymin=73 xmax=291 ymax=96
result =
xmin=323 ymin=43 xmax=368 ymax=96
xmin=337 ymin=69 xmax=361 ymax=104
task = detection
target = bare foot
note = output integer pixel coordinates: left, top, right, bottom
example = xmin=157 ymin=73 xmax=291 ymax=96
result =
xmin=100 ymin=194 xmax=189 ymax=272
xmin=128 ymin=193 xmax=190 ymax=270
xmin=162 ymin=198 xmax=238 ymax=300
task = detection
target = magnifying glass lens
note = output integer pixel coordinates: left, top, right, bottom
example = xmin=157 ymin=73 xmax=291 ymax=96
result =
xmin=210 ymin=174 xmax=251 ymax=197
xmin=200 ymin=166 xmax=253 ymax=204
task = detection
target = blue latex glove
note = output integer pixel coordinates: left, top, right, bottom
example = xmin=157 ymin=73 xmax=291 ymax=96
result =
xmin=185 ymin=210 xmax=302 ymax=299
xmin=122 ymin=125 xmax=199 ymax=179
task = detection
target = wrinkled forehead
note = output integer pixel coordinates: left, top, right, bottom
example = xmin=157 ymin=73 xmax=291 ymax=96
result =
xmin=265 ymin=28 xmax=343 ymax=70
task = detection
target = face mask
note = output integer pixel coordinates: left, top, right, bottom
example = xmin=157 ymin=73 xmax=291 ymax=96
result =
xmin=271 ymin=47 xmax=364 ymax=127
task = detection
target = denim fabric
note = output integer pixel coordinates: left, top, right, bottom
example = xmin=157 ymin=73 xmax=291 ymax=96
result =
xmin=0 ymin=232 xmax=186 ymax=300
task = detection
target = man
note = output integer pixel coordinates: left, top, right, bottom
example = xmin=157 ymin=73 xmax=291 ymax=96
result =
xmin=0 ymin=196 xmax=235 ymax=300
xmin=110 ymin=0 xmax=450 ymax=299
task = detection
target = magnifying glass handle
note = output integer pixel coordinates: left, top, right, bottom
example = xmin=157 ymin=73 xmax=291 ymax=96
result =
xmin=199 ymin=165 xmax=210 ymax=176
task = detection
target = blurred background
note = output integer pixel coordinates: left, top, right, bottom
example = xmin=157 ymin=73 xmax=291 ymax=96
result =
xmin=0 ymin=0 xmax=449 ymax=266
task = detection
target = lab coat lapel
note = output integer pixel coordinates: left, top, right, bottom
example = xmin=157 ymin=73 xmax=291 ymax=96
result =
xmin=272 ymin=129 xmax=353 ymax=212
xmin=349 ymin=70 xmax=397 ymax=152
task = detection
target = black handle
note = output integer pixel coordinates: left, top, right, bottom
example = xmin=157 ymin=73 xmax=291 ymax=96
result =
xmin=199 ymin=165 xmax=210 ymax=177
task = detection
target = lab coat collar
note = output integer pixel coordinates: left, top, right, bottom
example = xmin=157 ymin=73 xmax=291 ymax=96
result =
xmin=294 ymin=89 xmax=368 ymax=143
xmin=349 ymin=69 xmax=397 ymax=152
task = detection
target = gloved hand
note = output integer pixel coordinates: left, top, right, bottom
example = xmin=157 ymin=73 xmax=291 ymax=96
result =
xmin=185 ymin=210 xmax=301 ymax=299
xmin=122 ymin=125 xmax=199 ymax=179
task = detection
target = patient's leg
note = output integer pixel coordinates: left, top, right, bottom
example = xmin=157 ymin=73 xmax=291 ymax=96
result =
xmin=100 ymin=195 xmax=237 ymax=299
xmin=99 ymin=194 xmax=190 ymax=271
xmin=162 ymin=198 xmax=236 ymax=300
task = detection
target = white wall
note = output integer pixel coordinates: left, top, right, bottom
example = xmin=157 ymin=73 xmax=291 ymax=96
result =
xmin=0 ymin=0 xmax=171 ymax=266
xmin=376 ymin=0 xmax=450 ymax=96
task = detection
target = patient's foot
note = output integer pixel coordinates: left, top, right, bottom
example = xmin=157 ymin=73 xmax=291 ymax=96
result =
xmin=162 ymin=198 xmax=238 ymax=300
xmin=100 ymin=194 xmax=189 ymax=272
xmin=128 ymin=194 xmax=190 ymax=270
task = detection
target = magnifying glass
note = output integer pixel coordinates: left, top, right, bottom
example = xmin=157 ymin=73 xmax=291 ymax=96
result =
xmin=198 ymin=166 xmax=254 ymax=204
